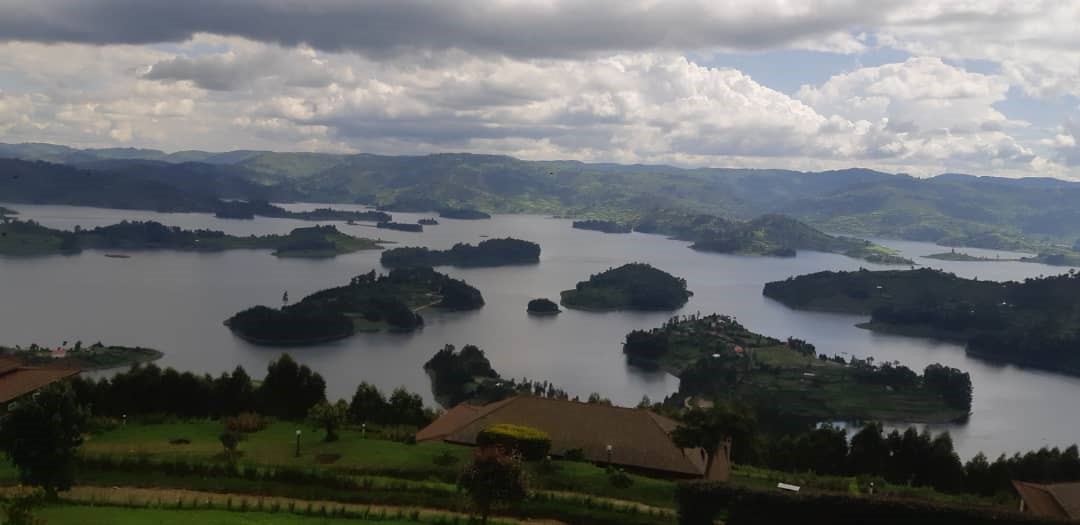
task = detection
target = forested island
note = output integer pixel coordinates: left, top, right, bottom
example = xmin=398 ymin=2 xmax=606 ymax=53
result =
xmin=527 ymin=298 xmax=560 ymax=314
xmin=571 ymin=220 xmax=632 ymax=234
xmin=376 ymin=221 xmax=423 ymax=232
xmin=560 ymin=263 xmax=692 ymax=311
xmin=623 ymin=314 xmax=972 ymax=422
xmin=225 ymin=268 xmax=484 ymax=345
xmin=380 ymin=238 xmax=540 ymax=268
xmin=214 ymin=199 xmax=391 ymax=222
xmin=1 ymin=342 xmax=162 ymax=370
xmin=923 ymin=250 xmax=1000 ymax=262
xmin=417 ymin=218 xmax=439 ymax=225
xmin=438 ymin=208 xmax=491 ymax=220
xmin=0 ymin=220 xmax=384 ymax=257
xmin=423 ymin=344 xmax=568 ymax=408
xmin=763 ymin=268 xmax=1080 ymax=376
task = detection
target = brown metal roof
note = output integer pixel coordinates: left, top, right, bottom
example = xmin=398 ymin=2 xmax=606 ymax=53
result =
xmin=1013 ymin=480 xmax=1080 ymax=520
xmin=417 ymin=396 xmax=718 ymax=477
xmin=0 ymin=367 xmax=79 ymax=404
xmin=0 ymin=357 xmax=21 ymax=376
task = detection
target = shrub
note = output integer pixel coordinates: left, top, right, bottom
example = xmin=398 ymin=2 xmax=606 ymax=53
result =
xmin=563 ymin=448 xmax=586 ymax=462
xmin=607 ymin=467 xmax=634 ymax=489
xmin=476 ymin=424 xmax=551 ymax=460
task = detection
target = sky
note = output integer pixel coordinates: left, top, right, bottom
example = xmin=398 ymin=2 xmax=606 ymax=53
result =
xmin=1 ymin=1 xmax=1080 ymax=178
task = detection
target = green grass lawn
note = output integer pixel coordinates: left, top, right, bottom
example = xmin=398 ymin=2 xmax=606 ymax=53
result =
xmin=37 ymin=505 xmax=421 ymax=525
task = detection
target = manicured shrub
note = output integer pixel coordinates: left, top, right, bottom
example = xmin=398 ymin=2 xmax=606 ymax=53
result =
xmin=476 ymin=424 xmax=551 ymax=460
xmin=224 ymin=412 xmax=269 ymax=434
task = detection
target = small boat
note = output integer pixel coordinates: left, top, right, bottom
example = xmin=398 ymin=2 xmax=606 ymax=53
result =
xmin=104 ymin=253 xmax=131 ymax=259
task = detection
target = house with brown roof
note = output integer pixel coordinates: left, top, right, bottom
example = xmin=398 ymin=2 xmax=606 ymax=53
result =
xmin=417 ymin=396 xmax=730 ymax=481
xmin=1013 ymin=480 xmax=1080 ymax=520
xmin=0 ymin=357 xmax=79 ymax=413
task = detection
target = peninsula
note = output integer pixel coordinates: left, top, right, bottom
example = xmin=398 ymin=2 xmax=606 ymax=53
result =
xmin=560 ymin=262 xmax=692 ymax=311
xmin=0 ymin=220 xmax=385 ymax=258
xmin=225 ymin=267 xmax=484 ymax=345
xmin=571 ymin=220 xmax=632 ymax=234
xmin=763 ymin=268 xmax=1080 ymax=377
xmin=1 ymin=342 xmax=163 ymax=370
xmin=622 ymin=313 xmax=972 ymax=423
xmin=380 ymin=238 xmax=540 ymax=268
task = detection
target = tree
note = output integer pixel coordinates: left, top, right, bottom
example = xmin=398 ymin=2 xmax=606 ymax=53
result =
xmin=459 ymin=447 xmax=528 ymax=525
xmin=307 ymin=399 xmax=348 ymax=442
xmin=387 ymin=387 xmax=428 ymax=426
xmin=0 ymin=383 xmax=87 ymax=498
xmin=672 ymin=402 xmax=755 ymax=477
xmin=219 ymin=431 xmax=241 ymax=459
xmin=349 ymin=382 xmax=388 ymax=424
xmin=257 ymin=354 xmax=326 ymax=420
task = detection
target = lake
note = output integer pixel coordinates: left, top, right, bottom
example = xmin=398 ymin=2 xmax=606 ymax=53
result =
xmin=2 ymin=202 xmax=1078 ymax=459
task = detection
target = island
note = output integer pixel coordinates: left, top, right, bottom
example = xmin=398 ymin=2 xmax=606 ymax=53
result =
xmin=380 ymin=238 xmax=540 ymax=268
xmin=762 ymin=268 xmax=1080 ymax=377
xmin=923 ymin=250 xmax=1001 ymax=262
xmin=0 ymin=220 xmax=385 ymax=258
xmin=423 ymin=344 xmax=568 ymax=408
xmin=417 ymin=218 xmax=439 ymax=226
xmin=622 ymin=314 xmax=971 ymax=423
xmin=635 ymin=211 xmax=913 ymax=265
xmin=214 ymin=199 xmax=391 ymax=223
xmin=438 ymin=208 xmax=491 ymax=220
xmin=526 ymin=298 xmax=560 ymax=315
xmin=559 ymin=262 xmax=692 ymax=311
xmin=1 ymin=342 xmax=162 ymax=370
xmin=376 ymin=221 xmax=423 ymax=232
xmin=225 ymin=267 xmax=484 ymax=346
xmin=571 ymin=220 xmax=632 ymax=234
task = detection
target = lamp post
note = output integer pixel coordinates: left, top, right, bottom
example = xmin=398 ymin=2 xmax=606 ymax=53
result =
xmin=295 ymin=429 xmax=302 ymax=458
xmin=606 ymin=444 xmax=613 ymax=466
xmin=361 ymin=423 xmax=366 ymax=439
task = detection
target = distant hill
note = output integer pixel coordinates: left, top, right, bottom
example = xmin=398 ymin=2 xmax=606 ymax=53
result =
xmin=5 ymin=142 xmax=1080 ymax=250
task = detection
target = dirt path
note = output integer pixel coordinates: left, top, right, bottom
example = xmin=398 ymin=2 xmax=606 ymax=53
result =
xmin=1 ymin=485 xmax=565 ymax=525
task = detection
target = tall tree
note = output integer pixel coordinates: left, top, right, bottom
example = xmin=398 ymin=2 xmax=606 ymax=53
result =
xmin=458 ymin=447 xmax=528 ymax=525
xmin=257 ymin=354 xmax=326 ymax=419
xmin=672 ymin=402 xmax=756 ymax=477
xmin=0 ymin=383 xmax=87 ymax=498
xmin=348 ymin=382 xmax=388 ymax=424
xmin=307 ymin=399 xmax=348 ymax=442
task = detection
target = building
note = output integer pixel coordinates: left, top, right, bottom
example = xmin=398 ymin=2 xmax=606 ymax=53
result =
xmin=417 ymin=396 xmax=730 ymax=481
xmin=0 ymin=357 xmax=80 ymax=413
xmin=1013 ymin=480 xmax=1080 ymax=520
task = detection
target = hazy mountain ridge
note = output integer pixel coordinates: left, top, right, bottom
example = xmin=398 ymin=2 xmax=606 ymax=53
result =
xmin=3 ymin=142 xmax=1080 ymax=250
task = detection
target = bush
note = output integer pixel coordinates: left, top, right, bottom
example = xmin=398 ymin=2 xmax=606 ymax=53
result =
xmin=563 ymin=448 xmax=586 ymax=462
xmin=476 ymin=424 xmax=552 ymax=461
xmin=607 ymin=467 xmax=634 ymax=489
xmin=224 ymin=412 xmax=269 ymax=434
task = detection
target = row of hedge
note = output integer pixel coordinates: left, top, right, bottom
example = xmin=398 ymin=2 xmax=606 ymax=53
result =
xmin=676 ymin=482 xmax=1049 ymax=525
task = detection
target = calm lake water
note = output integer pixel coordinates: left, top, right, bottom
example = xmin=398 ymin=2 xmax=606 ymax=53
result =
xmin=2 ymin=202 xmax=1078 ymax=459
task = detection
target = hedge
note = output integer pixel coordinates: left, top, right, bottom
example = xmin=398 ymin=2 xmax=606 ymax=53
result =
xmin=676 ymin=482 xmax=1052 ymax=525
xmin=476 ymin=424 xmax=552 ymax=460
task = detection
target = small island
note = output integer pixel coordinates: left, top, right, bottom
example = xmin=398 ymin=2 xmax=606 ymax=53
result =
xmin=423 ymin=343 xmax=569 ymax=408
xmin=1 ymin=342 xmax=163 ymax=370
xmin=571 ymin=220 xmax=632 ymax=234
xmin=526 ymin=298 xmax=560 ymax=315
xmin=923 ymin=249 xmax=1001 ymax=262
xmin=376 ymin=221 xmax=424 ymax=232
xmin=380 ymin=238 xmax=540 ymax=268
xmin=622 ymin=314 xmax=972 ymax=423
xmin=417 ymin=218 xmax=439 ymax=226
xmin=214 ymin=200 xmax=391 ymax=223
xmin=560 ymin=262 xmax=692 ymax=311
xmin=763 ymin=268 xmax=1080 ymax=377
xmin=225 ymin=267 xmax=484 ymax=346
xmin=0 ymin=220 xmax=385 ymax=258
xmin=438 ymin=208 xmax=491 ymax=220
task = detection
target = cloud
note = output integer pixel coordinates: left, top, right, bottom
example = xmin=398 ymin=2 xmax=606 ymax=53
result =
xmin=0 ymin=0 xmax=888 ymax=58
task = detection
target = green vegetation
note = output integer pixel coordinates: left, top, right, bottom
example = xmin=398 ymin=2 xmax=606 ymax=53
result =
xmin=0 ymin=342 xmax=162 ymax=370
xmin=476 ymin=425 xmax=552 ymax=461
xmin=560 ymin=263 xmax=692 ymax=311
xmin=459 ymin=448 xmax=528 ymax=524
xmin=572 ymin=220 xmax=632 ymax=234
xmin=227 ymin=268 xmax=482 ymax=345
xmin=35 ymin=506 xmax=424 ymax=525
xmin=625 ymin=314 xmax=971 ymax=422
xmin=0 ymin=220 xmax=384 ymax=258
xmin=923 ymin=250 xmax=1000 ymax=262
xmin=215 ymin=199 xmax=391 ymax=222
xmin=377 ymin=222 xmax=424 ymax=233
xmin=0 ymin=383 xmax=87 ymax=497
xmin=763 ymin=268 xmax=1080 ymax=376
xmin=381 ymin=239 xmax=540 ymax=268
xmin=1021 ymin=250 xmax=1080 ymax=266
xmin=424 ymin=345 xmax=502 ymax=407
xmin=526 ymin=298 xmax=560 ymax=314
